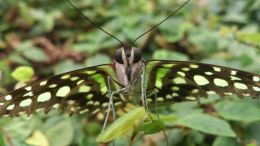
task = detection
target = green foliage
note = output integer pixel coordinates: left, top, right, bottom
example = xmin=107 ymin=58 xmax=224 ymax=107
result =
xmin=177 ymin=113 xmax=236 ymax=137
xmin=96 ymin=107 xmax=146 ymax=143
xmin=43 ymin=117 xmax=74 ymax=146
xmin=11 ymin=66 xmax=34 ymax=82
xmin=235 ymin=32 xmax=260 ymax=49
xmin=140 ymin=119 xmax=165 ymax=135
xmin=0 ymin=0 xmax=260 ymax=145
xmin=153 ymin=50 xmax=189 ymax=61
xmin=215 ymin=100 xmax=260 ymax=122
xmin=213 ymin=137 xmax=240 ymax=146
xmin=0 ymin=132 xmax=6 ymax=146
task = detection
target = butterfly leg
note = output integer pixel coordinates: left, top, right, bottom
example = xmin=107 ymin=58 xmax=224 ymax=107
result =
xmin=151 ymin=90 xmax=169 ymax=145
xmin=141 ymin=64 xmax=148 ymax=110
xmin=145 ymin=89 xmax=159 ymax=117
xmin=144 ymin=89 xmax=169 ymax=145
xmin=102 ymin=76 xmax=126 ymax=132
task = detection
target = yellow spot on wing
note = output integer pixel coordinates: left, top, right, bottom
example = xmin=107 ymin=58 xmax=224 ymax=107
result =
xmin=177 ymin=71 xmax=185 ymax=77
xmin=205 ymin=72 xmax=213 ymax=75
xmin=25 ymin=86 xmax=32 ymax=91
xmin=155 ymin=68 xmax=169 ymax=88
xmin=162 ymin=64 xmax=175 ymax=68
xmin=79 ymin=85 xmax=91 ymax=93
xmin=56 ymin=86 xmax=71 ymax=97
xmin=252 ymin=86 xmax=260 ymax=91
xmin=234 ymin=82 xmax=248 ymax=90
xmin=61 ymin=74 xmax=71 ymax=79
xmin=49 ymin=84 xmax=57 ymax=88
xmin=190 ymin=64 xmax=199 ymax=68
xmin=181 ymin=68 xmax=190 ymax=71
xmin=102 ymin=102 xmax=109 ymax=108
xmin=173 ymin=77 xmax=186 ymax=84
xmin=6 ymin=104 xmax=15 ymax=110
xmin=230 ymin=76 xmax=241 ymax=81
xmin=77 ymin=80 xmax=85 ymax=85
xmin=172 ymin=93 xmax=179 ymax=97
xmin=19 ymin=99 xmax=32 ymax=107
xmin=171 ymin=86 xmax=179 ymax=91
xmin=231 ymin=70 xmax=237 ymax=75
xmin=80 ymin=109 xmax=89 ymax=114
xmin=193 ymin=75 xmax=209 ymax=86
xmin=40 ymin=81 xmax=47 ymax=86
xmin=37 ymin=92 xmax=51 ymax=102
xmin=53 ymin=104 xmax=60 ymax=108
xmin=207 ymin=91 xmax=216 ymax=95
xmin=213 ymin=78 xmax=228 ymax=87
xmin=224 ymin=92 xmax=233 ymax=96
xmin=92 ymin=74 xmax=107 ymax=94
xmin=253 ymin=76 xmax=260 ymax=82
xmin=71 ymin=76 xmax=79 ymax=81
xmin=23 ymin=91 xmax=33 ymax=97
xmin=185 ymin=96 xmax=196 ymax=100
xmin=86 ymin=94 xmax=93 ymax=99
xmin=85 ymin=70 xmax=97 ymax=75
xmin=4 ymin=95 xmax=12 ymax=100
xmin=213 ymin=67 xmax=221 ymax=72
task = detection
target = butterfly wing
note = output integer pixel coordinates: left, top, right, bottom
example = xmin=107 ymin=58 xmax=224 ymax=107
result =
xmin=145 ymin=60 xmax=260 ymax=103
xmin=0 ymin=64 xmax=124 ymax=118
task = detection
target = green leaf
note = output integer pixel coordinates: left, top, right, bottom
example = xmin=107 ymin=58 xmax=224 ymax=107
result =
xmin=85 ymin=54 xmax=111 ymax=66
xmin=44 ymin=117 xmax=74 ymax=146
xmin=213 ymin=137 xmax=240 ymax=146
xmin=153 ymin=50 xmax=188 ymax=61
xmin=215 ymin=100 xmax=260 ymax=122
xmin=246 ymin=143 xmax=257 ymax=146
xmin=18 ymin=2 xmax=34 ymax=26
xmin=4 ymin=116 xmax=39 ymax=140
xmin=84 ymin=122 xmax=101 ymax=135
xmin=26 ymin=131 xmax=49 ymax=146
xmin=11 ymin=66 xmax=34 ymax=82
xmin=164 ymin=129 xmax=184 ymax=145
xmin=0 ymin=131 xmax=6 ymax=146
xmin=42 ymin=15 xmax=55 ymax=32
xmin=160 ymin=18 xmax=192 ymax=43
xmin=53 ymin=59 xmax=85 ymax=74
xmin=235 ymin=32 xmax=260 ymax=48
xmin=177 ymin=113 xmax=236 ymax=137
xmin=96 ymin=107 xmax=146 ymax=143
xmin=140 ymin=120 xmax=165 ymax=135
xmin=160 ymin=114 xmax=178 ymax=124
xmin=22 ymin=47 xmax=48 ymax=62
xmin=245 ymin=122 xmax=260 ymax=145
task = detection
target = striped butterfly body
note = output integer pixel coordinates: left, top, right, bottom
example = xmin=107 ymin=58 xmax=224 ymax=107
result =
xmin=0 ymin=46 xmax=260 ymax=119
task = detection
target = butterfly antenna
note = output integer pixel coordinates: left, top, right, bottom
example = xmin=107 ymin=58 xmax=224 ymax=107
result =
xmin=132 ymin=0 xmax=191 ymax=44
xmin=65 ymin=0 xmax=125 ymax=47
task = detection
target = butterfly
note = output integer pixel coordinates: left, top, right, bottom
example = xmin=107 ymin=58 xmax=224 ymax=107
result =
xmin=0 ymin=45 xmax=260 ymax=119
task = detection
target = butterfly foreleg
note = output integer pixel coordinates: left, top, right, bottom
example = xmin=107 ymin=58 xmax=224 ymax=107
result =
xmin=102 ymin=76 xmax=126 ymax=132
xmin=141 ymin=64 xmax=148 ymax=110
xmin=143 ymin=89 xmax=170 ymax=145
xmin=144 ymin=89 xmax=159 ymax=117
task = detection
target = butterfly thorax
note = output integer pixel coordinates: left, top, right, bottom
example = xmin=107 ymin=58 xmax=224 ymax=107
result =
xmin=114 ymin=47 xmax=143 ymax=96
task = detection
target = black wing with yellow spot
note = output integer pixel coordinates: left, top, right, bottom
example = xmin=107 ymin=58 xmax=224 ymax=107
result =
xmin=145 ymin=60 xmax=260 ymax=103
xmin=0 ymin=64 xmax=124 ymax=118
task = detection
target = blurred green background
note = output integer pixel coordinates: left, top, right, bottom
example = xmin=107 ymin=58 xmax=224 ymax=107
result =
xmin=0 ymin=0 xmax=260 ymax=146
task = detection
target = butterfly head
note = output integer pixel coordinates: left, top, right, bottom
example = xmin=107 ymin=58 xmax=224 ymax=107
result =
xmin=114 ymin=46 xmax=143 ymax=85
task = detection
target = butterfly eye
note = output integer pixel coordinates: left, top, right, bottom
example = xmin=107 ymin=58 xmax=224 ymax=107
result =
xmin=133 ymin=49 xmax=141 ymax=63
xmin=115 ymin=49 xmax=124 ymax=64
